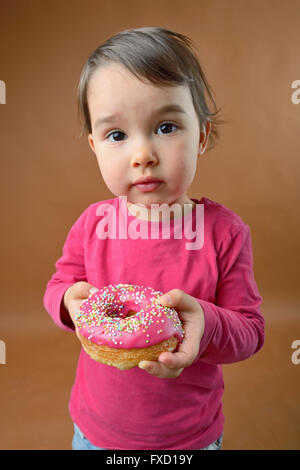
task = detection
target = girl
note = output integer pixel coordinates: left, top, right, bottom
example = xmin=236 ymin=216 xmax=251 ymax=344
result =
xmin=43 ymin=27 xmax=264 ymax=450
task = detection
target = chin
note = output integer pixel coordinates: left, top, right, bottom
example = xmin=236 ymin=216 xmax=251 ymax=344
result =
xmin=128 ymin=190 xmax=184 ymax=209
xmin=135 ymin=198 xmax=170 ymax=209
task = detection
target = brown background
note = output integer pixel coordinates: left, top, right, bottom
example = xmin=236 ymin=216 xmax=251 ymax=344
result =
xmin=0 ymin=0 xmax=299 ymax=450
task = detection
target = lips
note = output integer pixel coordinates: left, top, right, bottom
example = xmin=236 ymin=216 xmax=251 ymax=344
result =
xmin=133 ymin=176 xmax=163 ymax=193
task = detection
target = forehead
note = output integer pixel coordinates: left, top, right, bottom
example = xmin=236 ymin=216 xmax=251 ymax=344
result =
xmin=87 ymin=62 xmax=192 ymax=117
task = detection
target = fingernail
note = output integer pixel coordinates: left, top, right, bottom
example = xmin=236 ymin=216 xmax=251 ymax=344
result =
xmin=159 ymin=294 xmax=171 ymax=305
xmin=89 ymin=287 xmax=98 ymax=295
xmin=138 ymin=361 xmax=150 ymax=370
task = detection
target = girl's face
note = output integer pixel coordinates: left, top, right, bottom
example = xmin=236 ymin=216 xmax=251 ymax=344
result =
xmin=87 ymin=62 xmax=210 ymax=216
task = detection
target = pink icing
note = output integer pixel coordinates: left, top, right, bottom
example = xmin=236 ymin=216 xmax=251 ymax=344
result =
xmin=75 ymin=284 xmax=184 ymax=349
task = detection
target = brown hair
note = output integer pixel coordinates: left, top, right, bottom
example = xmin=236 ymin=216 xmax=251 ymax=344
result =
xmin=76 ymin=27 xmax=225 ymax=151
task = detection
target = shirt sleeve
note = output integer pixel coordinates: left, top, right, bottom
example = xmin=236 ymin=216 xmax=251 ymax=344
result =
xmin=194 ymin=224 xmax=264 ymax=364
xmin=42 ymin=209 xmax=88 ymax=332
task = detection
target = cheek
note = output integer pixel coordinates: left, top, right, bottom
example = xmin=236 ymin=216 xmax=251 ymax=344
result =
xmin=169 ymin=140 xmax=197 ymax=181
xmin=94 ymin=150 xmax=126 ymax=193
xmin=98 ymin=160 xmax=119 ymax=183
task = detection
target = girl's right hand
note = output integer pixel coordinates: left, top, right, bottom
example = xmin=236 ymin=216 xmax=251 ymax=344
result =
xmin=63 ymin=281 xmax=98 ymax=336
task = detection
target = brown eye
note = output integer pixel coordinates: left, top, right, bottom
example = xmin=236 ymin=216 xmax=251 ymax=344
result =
xmin=107 ymin=131 xmax=127 ymax=142
xmin=157 ymin=122 xmax=178 ymax=135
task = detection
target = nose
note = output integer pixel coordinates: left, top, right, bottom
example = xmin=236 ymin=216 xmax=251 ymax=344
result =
xmin=130 ymin=142 xmax=158 ymax=168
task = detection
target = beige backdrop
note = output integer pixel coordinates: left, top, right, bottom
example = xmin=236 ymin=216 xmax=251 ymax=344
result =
xmin=0 ymin=0 xmax=299 ymax=449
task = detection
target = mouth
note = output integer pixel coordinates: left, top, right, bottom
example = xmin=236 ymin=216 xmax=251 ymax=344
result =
xmin=132 ymin=176 xmax=163 ymax=193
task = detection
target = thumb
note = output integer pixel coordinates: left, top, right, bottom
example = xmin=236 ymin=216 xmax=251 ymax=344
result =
xmin=158 ymin=289 xmax=200 ymax=313
xmin=75 ymin=281 xmax=98 ymax=299
xmin=89 ymin=286 xmax=99 ymax=295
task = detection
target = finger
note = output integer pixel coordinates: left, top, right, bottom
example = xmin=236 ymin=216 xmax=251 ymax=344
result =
xmin=159 ymin=318 xmax=204 ymax=369
xmin=71 ymin=285 xmax=98 ymax=324
xmin=138 ymin=360 xmax=160 ymax=374
xmin=158 ymin=351 xmax=186 ymax=368
xmin=159 ymin=289 xmax=205 ymax=336
xmin=138 ymin=360 xmax=183 ymax=378
xmin=89 ymin=286 xmax=99 ymax=295
xmin=76 ymin=281 xmax=99 ymax=299
xmin=179 ymin=317 xmax=204 ymax=358
xmin=159 ymin=348 xmax=194 ymax=369
xmin=158 ymin=289 xmax=200 ymax=314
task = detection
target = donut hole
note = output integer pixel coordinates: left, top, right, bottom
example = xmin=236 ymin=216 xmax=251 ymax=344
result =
xmin=120 ymin=300 xmax=141 ymax=318
xmin=106 ymin=305 xmax=138 ymax=319
xmin=125 ymin=310 xmax=137 ymax=318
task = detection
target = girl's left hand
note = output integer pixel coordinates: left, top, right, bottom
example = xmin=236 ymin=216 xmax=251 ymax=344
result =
xmin=138 ymin=289 xmax=205 ymax=378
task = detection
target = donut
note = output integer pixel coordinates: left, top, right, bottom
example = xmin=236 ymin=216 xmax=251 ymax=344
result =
xmin=75 ymin=284 xmax=184 ymax=370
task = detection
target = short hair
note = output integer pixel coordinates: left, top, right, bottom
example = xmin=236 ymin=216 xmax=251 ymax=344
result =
xmin=76 ymin=26 xmax=225 ymax=151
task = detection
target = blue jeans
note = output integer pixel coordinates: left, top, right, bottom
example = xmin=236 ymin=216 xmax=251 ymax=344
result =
xmin=72 ymin=423 xmax=223 ymax=450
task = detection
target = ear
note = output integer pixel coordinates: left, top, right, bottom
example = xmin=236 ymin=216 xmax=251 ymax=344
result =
xmin=88 ymin=133 xmax=96 ymax=154
xmin=198 ymin=121 xmax=211 ymax=155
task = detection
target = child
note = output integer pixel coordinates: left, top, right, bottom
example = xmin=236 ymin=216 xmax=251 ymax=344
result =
xmin=43 ymin=27 xmax=264 ymax=450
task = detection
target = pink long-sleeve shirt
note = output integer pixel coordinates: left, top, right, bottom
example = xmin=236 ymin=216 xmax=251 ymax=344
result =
xmin=43 ymin=196 xmax=264 ymax=450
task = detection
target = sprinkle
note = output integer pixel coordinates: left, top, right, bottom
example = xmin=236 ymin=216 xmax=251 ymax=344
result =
xmin=76 ymin=284 xmax=184 ymax=348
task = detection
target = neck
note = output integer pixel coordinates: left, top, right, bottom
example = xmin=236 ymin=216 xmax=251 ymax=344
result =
xmin=127 ymin=197 xmax=196 ymax=222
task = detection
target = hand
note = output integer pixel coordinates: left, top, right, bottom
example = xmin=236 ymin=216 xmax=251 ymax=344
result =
xmin=138 ymin=289 xmax=205 ymax=378
xmin=63 ymin=281 xmax=98 ymax=337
